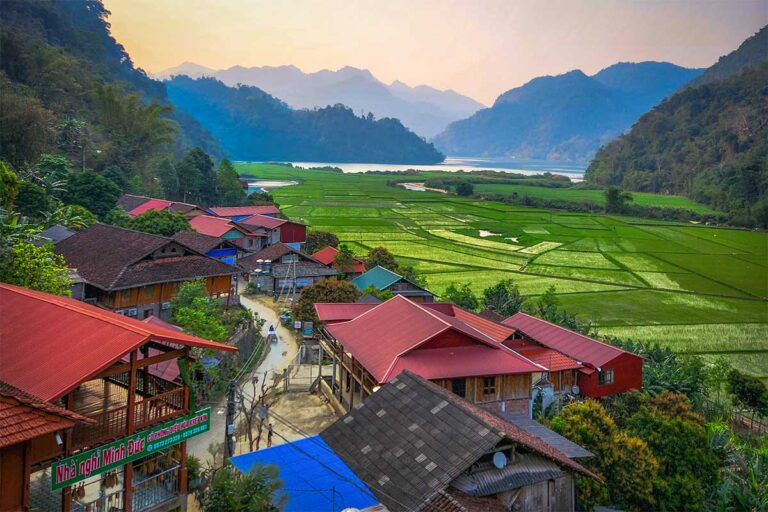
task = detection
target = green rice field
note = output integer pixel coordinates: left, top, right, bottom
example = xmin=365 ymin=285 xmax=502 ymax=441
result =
xmin=237 ymin=163 xmax=768 ymax=380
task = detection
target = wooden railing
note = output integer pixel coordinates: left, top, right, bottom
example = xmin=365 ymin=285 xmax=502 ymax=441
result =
xmin=72 ymin=387 xmax=185 ymax=450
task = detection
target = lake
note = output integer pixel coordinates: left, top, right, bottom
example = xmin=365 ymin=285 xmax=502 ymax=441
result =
xmin=285 ymin=157 xmax=588 ymax=181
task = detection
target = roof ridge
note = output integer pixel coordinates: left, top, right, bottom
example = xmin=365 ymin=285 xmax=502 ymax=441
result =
xmin=510 ymin=312 xmax=626 ymax=355
xmin=380 ymin=325 xmax=452 ymax=382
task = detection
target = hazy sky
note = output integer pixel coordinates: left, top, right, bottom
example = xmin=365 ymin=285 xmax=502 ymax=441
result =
xmin=105 ymin=0 xmax=767 ymax=104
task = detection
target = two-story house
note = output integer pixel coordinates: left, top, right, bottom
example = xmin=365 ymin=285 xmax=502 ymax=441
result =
xmin=54 ymin=224 xmax=238 ymax=320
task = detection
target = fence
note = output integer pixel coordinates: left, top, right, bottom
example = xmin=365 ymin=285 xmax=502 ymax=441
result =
xmin=703 ymin=399 xmax=768 ymax=435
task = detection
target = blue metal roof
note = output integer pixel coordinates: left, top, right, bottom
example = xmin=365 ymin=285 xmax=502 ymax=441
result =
xmin=352 ymin=265 xmax=402 ymax=291
xmin=230 ymin=436 xmax=379 ymax=512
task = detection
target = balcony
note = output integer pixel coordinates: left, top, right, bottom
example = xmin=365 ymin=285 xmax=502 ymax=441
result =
xmin=69 ymin=372 xmax=186 ymax=450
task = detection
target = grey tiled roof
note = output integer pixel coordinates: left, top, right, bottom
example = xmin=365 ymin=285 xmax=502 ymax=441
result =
xmin=320 ymin=372 xmax=504 ymax=512
xmin=499 ymin=412 xmax=593 ymax=459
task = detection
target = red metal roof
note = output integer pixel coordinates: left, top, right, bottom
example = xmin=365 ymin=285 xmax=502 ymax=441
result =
xmin=128 ymin=198 xmax=172 ymax=217
xmin=502 ymin=312 xmax=632 ymax=368
xmin=189 ymin=215 xmax=242 ymax=237
xmin=324 ymin=295 xmax=543 ymax=383
xmin=389 ymin=345 xmax=545 ymax=381
xmin=237 ymin=214 xmax=286 ymax=230
xmin=422 ymin=303 xmax=516 ymax=343
xmin=513 ymin=347 xmax=583 ymax=372
xmin=0 ymin=283 xmax=235 ymax=402
xmin=312 ymin=246 xmax=366 ymax=274
xmin=0 ymin=381 xmax=93 ymax=448
xmin=314 ymin=303 xmax=378 ymax=323
xmin=209 ymin=205 xmax=281 ymax=217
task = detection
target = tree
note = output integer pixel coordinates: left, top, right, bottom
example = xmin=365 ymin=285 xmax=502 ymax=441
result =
xmin=102 ymin=165 xmax=130 ymax=192
xmin=364 ymin=246 xmax=400 ymax=273
xmin=604 ymin=187 xmax=633 ymax=214
xmin=728 ymin=370 xmax=768 ymax=415
xmin=551 ymin=399 xmax=659 ymax=511
xmin=126 ymin=209 xmax=191 ymax=237
xmin=35 ymin=154 xmax=73 ymax=182
xmin=65 ymin=171 xmax=121 ymax=219
xmin=361 ymin=285 xmax=393 ymax=301
xmin=155 ymin=158 xmax=180 ymax=200
xmin=171 ymin=280 xmax=228 ymax=342
xmin=176 ymin=147 xmax=216 ymax=205
xmin=15 ymin=181 xmax=51 ymax=218
xmin=333 ymin=244 xmax=357 ymax=277
xmin=196 ymin=464 xmax=284 ymax=512
xmin=0 ymin=241 xmax=72 ymax=295
xmin=456 ymin=181 xmax=474 ymax=197
xmin=0 ymin=162 xmax=20 ymax=210
xmin=43 ymin=204 xmax=98 ymax=231
xmin=482 ymin=279 xmax=526 ymax=316
xmin=443 ymin=283 xmax=479 ymax=311
xmin=292 ymin=278 xmax=361 ymax=322
xmin=217 ymin=158 xmax=246 ymax=205
xmin=304 ymin=231 xmax=339 ymax=255
xmin=236 ymin=372 xmax=278 ymax=452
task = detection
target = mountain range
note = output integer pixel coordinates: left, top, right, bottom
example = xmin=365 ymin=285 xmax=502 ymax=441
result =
xmin=586 ymin=26 xmax=768 ymax=226
xmin=165 ymin=76 xmax=444 ymax=164
xmin=153 ymin=63 xmax=485 ymax=138
xmin=432 ymin=62 xmax=704 ymax=161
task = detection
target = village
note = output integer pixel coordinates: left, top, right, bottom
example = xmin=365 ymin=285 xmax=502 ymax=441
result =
xmin=1 ymin=190 xmax=653 ymax=512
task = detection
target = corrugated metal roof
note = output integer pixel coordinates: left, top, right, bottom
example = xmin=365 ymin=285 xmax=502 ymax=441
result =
xmin=314 ymin=303 xmax=378 ymax=322
xmin=513 ymin=346 xmax=582 ymax=372
xmin=451 ymin=453 xmax=563 ymax=496
xmin=503 ymin=312 xmax=633 ymax=368
xmin=189 ymin=215 xmax=242 ymax=237
xmin=312 ymin=246 xmax=367 ymax=274
xmin=236 ymin=214 xmax=286 ymax=230
xmin=352 ymin=265 xmax=403 ymax=291
xmin=208 ymin=205 xmax=281 ymax=217
xmin=128 ymin=198 xmax=172 ymax=217
xmin=0 ymin=283 xmax=235 ymax=401
xmin=499 ymin=412 xmax=593 ymax=459
xmin=423 ymin=303 xmax=516 ymax=343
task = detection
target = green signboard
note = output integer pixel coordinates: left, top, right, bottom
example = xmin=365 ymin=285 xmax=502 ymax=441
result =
xmin=51 ymin=408 xmax=211 ymax=490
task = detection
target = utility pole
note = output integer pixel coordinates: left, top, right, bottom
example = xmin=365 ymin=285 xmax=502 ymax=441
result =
xmin=225 ymin=379 xmax=237 ymax=458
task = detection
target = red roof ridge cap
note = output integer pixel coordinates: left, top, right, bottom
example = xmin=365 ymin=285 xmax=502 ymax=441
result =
xmin=509 ymin=312 xmax=628 ymax=356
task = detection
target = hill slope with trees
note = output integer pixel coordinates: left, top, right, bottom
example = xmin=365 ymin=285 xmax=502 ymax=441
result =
xmin=432 ymin=62 xmax=703 ymax=161
xmin=165 ymin=76 xmax=445 ymax=164
xmin=586 ymin=26 xmax=768 ymax=227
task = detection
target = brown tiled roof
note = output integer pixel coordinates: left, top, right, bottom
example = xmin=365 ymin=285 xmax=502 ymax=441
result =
xmin=320 ymin=370 xmax=597 ymax=512
xmin=239 ymin=243 xmax=318 ymax=270
xmin=172 ymin=231 xmax=235 ymax=254
xmin=271 ymin=262 xmax=337 ymax=278
xmin=117 ymin=194 xmax=150 ymax=212
xmin=167 ymin=202 xmax=200 ymax=214
xmin=55 ymin=224 xmax=236 ymax=290
xmin=0 ymin=381 xmax=93 ymax=448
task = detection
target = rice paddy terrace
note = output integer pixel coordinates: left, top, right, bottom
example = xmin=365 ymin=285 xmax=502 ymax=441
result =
xmin=238 ymin=163 xmax=768 ymax=380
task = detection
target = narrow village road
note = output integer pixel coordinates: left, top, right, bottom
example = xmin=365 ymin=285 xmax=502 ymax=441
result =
xmin=186 ymin=294 xmax=298 ymax=461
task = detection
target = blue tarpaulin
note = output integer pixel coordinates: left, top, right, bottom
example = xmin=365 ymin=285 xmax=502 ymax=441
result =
xmin=230 ymin=436 xmax=379 ymax=512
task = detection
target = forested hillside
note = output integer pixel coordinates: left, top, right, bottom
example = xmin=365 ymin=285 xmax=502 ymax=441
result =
xmin=0 ymin=0 xmax=223 ymax=182
xmin=586 ymin=26 xmax=768 ymax=227
xmin=433 ymin=62 xmax=702 ymax=161
xmin=165 ymin=76 xmax=445 ymax=164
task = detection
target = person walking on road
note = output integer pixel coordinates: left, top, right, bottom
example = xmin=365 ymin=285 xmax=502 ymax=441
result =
xmin=267 ymin=423 xmax=274 ymax=447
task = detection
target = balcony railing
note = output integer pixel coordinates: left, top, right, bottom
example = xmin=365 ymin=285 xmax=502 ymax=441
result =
xmin=72 ymin=386 xmax=185 ymax=450
xmin=131 ymin=465 xmax=180 ymax=511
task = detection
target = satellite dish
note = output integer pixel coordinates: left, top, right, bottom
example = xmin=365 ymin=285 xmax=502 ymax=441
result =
xmin=493 ymin=451 xmax=508 ymax=469
xmin=571 ymin=385 xmax=580 ymax=395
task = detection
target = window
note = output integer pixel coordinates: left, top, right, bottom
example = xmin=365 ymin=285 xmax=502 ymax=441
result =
xmin=144 ymin=285 xmax=155 ymax=299
xmin=598 ymin=369 xmax=615 ymax=386
xmin=482 ymin=376 xmax=497 ymax=400
xmin=451 ymin=379 xmax=466 ymax=398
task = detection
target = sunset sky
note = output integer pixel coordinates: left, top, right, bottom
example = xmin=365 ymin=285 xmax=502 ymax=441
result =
xmin=105 ymin=0 xmax=767 ymax=104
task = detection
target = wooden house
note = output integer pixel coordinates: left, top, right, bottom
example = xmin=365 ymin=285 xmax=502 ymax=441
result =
xmin=0 ymin=283 xmax=235 ymax=512
xmin=503 ymin=312 xmax=643 ymax=398
xmin=352 ymin=265 xmax=434 ymax=302
xmin=315 ymin=295 xmax=545 ymax=415
xmin=189 ymin=215 xmax=269 ymax=252
xmin=172 ymin=231 xmax=240 ymax=265
xmin=54 ymin=224 xmax=238 ymax=320
xmin=239 ymin=243 xmax=337 ymax=295
xmin=117 ymin=194 xmax=206 ymax=218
